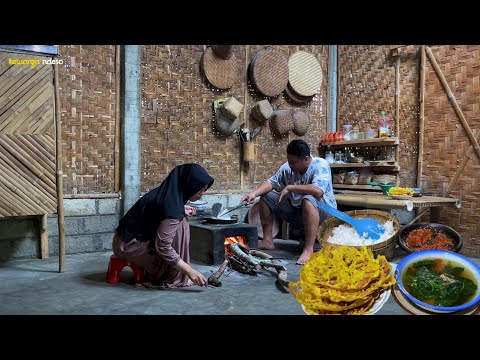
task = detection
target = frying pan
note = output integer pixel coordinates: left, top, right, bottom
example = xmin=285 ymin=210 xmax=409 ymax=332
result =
xmin=203 ymin=215 xmax=239 ymax=224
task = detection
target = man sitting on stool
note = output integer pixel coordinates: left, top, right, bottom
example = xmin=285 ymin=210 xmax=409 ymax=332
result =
xmin=241 ymin=139 xmax=336 ymax=265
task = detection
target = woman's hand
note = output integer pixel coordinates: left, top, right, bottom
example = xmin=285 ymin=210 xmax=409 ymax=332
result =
xmin=175 ymin=259 xmax=208 ymax=287
xmin=188 ymin=269 xmax=208 ymax=287
xmin=184 ymin=205 xmax=197 ymax=217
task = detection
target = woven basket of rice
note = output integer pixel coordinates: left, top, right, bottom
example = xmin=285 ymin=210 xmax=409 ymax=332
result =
xmin=292 ymin=110 xmax=310 ymax=136
xmin=317 ymin=209 xmax=400 ymax=260
xmin=270 ymin=110 xmax=294 ymax=136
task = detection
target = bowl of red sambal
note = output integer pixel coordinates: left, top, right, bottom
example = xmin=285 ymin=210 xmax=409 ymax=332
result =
xmin=398 ymin=223 xmax=462 ymax=253
xmin=396 ymin=250 xmax=480 ymax=313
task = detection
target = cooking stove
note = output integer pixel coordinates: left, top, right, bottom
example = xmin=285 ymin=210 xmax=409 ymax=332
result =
xmin=189 ymin=214 xmax=258 ymax=265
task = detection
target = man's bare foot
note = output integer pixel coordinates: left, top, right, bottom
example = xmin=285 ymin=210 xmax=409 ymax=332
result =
xmin=258 ymin=239 xmax=275 ymax=250
xmin=296 ymin=248 xmax=314 ymax=265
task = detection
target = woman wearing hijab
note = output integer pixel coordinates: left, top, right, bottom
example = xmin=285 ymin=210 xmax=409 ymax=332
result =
xmin=112 ymin=163 xmax=214 ymax=288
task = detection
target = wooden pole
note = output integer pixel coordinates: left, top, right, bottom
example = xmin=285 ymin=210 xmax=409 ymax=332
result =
xmin=40 ymin=214 xmax=49 ymax=259
xmin=425 ymin=46 xmax=480 ymax=160
xmin=417 ymin=46 xmax=426 ymax=187
xmin=240 ymin=45 xmax=249 ymax=191
xmin=53 ymin=64 xmax=66 ymax=273
xmin=394 ymin=55 xmax=400 ymax=186
xmin=114 ymin=45 xmax=121 ymax=193
xmin=445 ymin=129 xmax=480 ymax=195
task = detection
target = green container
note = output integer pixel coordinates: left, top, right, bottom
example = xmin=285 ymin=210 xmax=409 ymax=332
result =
xmin=368 ymin=182 xmax=395 ymax=195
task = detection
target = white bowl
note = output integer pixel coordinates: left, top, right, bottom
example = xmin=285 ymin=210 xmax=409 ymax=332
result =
xmin=395 ymin=250 xmax=480 ymax=313
xmin=188 ymin=200 xmax=208 ymax=211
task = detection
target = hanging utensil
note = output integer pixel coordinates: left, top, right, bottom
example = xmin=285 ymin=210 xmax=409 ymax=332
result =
xmin=211 ymin=203 xmax=223 ymax=218
xmin=250 ymin=126 xmax=261 ymax=140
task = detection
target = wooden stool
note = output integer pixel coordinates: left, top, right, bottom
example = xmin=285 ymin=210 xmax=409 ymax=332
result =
xmin=281 ymin=220 xmax=290 ymax=239
xmin=106 ymin=255 xmax=145 ymax=284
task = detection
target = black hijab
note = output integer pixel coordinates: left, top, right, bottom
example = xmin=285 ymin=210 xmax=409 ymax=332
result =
xmin=116 ymin=163 xmax=214 ymax=242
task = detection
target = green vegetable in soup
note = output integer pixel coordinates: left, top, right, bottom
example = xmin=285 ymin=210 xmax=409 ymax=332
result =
xmin=404 ymin=260 xmax=477 ymax=307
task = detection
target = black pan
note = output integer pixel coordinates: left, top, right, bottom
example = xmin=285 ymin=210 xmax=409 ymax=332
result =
xmin=203 ymin=215 xmax=239 ymax=224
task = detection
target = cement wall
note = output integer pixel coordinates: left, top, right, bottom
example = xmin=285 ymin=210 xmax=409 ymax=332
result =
xmin=0 ymin=194 xmax=248 ymax=261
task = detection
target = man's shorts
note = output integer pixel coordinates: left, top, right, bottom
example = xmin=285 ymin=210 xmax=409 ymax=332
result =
xmin=260 ymin=191 xmax=330 ymax=230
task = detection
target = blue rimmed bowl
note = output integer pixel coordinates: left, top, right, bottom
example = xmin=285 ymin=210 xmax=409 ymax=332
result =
xmin=395 ymin=250 xmax=480 ymax=313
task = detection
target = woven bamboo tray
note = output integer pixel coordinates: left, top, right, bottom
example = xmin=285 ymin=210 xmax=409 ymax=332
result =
xmin=201 ymin=47 xmax=237 ymax=89
xmin=250 ymin=48 xmax=289 ymax=97
xmin=284 ymin=82 xmax=314 ymax=104
xmin=317 ymin=209 xmax=400 ymax=260
xmin=288 ymin=51 xmax=323 ymax=97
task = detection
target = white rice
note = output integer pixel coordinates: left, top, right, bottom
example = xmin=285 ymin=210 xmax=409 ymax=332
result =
xmin=326 ymin=220 xmax=396 ymax=246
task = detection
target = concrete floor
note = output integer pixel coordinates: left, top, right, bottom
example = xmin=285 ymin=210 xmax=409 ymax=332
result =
xmin=0 ymin=240 xmax=478 ymax=315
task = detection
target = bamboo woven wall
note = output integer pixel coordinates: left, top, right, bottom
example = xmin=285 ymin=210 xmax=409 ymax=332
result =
xmin=396 ymin=46 xmax=421 ymax=187
xmin=337 ymin=45 xmax=420 ymax=186
xmin=423 ymin=45 xmax=480 ymax=257
xmin=57 ymin=45 xmax=117 ymax=195
xmin=141 ymin=45 xmax=328 ymax=192
xmin=0 ymin=52 xmax=57 ymax=216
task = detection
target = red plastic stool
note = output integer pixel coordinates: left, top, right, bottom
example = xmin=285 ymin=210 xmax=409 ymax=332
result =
xmin=106 ymin=255 xmax=145 ymax=284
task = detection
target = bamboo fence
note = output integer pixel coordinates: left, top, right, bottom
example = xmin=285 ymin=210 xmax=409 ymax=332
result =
xmin=0 ymin=52 xmax=57 ymax=217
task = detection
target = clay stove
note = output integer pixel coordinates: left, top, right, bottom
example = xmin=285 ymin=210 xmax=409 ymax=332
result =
xmin=189 ymin=220 xmax=258 ymax=265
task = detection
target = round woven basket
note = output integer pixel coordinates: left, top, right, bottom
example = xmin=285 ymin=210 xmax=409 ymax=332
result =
xmin=292 ymin=110 xmax=310 ymax=136
xmin=250 ymin=99 xmax=273 ymax=125
xmin=270 ymin=110 xmax=294 ymax=136
xmin=250 ymin=48 xmax=289 ymax=97
xmin=288 ymin=51 xmax=323 ymax=97
xmin=284 ymin=83 xmax=314 ymax=104
xmin=317 ymin=209 xmax=400 ymax=261
xmin=201 ymin=47 xmax=238 ymax=89
xmin=211 ymin=45 xmax=234 ymax=60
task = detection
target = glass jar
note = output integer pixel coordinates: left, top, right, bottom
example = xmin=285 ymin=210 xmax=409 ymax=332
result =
xmin=325 ymin=151 xmax=334 ymax=164
xmin=334 ymin=151 xmax=344 ymax=163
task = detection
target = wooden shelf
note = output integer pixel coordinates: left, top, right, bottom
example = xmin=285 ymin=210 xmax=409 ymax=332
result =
xmin=333 ymin=184 xmax=383 ymax=191
xmin=321 ymin=137 xmax=399 ymax=147
xmin=330 ymin=163 xmax=399 ymax=171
